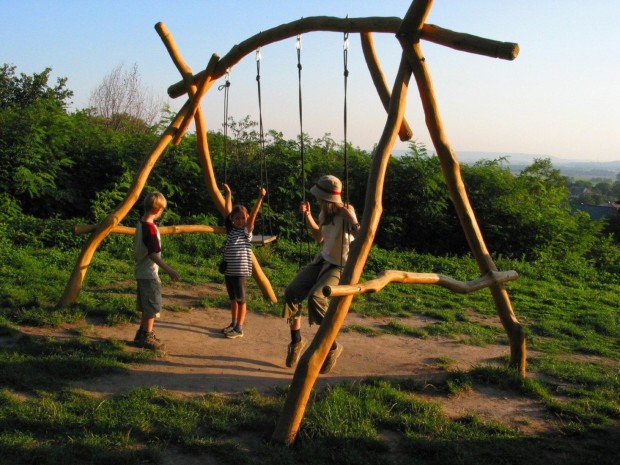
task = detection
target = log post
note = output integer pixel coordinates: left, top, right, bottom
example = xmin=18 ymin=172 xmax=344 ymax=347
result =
xmin=397 ymin=20 xmax=526 ymax=374
xmin=271 ymin=54 xmax=414 ymax=446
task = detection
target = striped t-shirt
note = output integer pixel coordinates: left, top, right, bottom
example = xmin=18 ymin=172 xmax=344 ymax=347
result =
xmin=224 ymin=227 xmax=253 ymax=276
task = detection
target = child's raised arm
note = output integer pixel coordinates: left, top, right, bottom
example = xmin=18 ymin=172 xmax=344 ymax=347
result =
xmin=246 ymin=187 xmax=267 ymax=233
xmin=223 ymin=183 xmax=233 ymax=216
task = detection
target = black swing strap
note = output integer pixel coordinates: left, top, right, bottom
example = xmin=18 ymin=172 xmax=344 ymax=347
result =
xmin=218 ymin=69 xmax=231 ymax=184
xmin=340 ymin=31 xmax=352 ymax=272
xmin=255 ymin=49 xmax=273 ymax=244
xmin=296 ymin=35 xmax=312 ymax=266
xmin=343 ymin=32 xmax=350 ymax=205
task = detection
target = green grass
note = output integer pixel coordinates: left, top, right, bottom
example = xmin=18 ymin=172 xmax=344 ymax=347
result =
xmin=4 ymin=377 xmax=617 ymax=465
xmin=0 ymin=236 xmax=618 ymax=464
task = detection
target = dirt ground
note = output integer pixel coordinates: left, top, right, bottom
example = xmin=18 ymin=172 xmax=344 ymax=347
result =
xmin=17 ymin=282 xmax=553 ymax=462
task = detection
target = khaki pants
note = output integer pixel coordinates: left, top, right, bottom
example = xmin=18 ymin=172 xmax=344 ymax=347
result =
xmin=282 ymin=253 xmax=342 ymax=325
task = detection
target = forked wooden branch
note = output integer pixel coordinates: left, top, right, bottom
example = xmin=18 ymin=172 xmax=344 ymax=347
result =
xmin=397 ymin=19 xmax=526 ymax=374
xmin=323 ymin=269 xmax=518 ymax=297
xmin=155 ymin=22 xmax=277 ymax=302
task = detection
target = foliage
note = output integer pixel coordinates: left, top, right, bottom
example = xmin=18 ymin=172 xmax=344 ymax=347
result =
xmin=0 ymin=64 xmax=73 ymax=109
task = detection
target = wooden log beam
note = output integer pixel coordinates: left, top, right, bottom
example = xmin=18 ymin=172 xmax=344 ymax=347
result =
xmin=422 ymin=24 xmax=519 ymax=60
xmin=166 ymin=17 xmax=519 ymax=99
xmin=360 ymin=32 xmax=413 ymax=142
xmin=272 ymin=51 xmax=414 ymax=447
xmin=324 ymin=269 xmax=518 ymax=297
xmin=74 ymin=224 xmax=226 ymax=235
xmin=397 ymin=24 xmax=526 ymax=375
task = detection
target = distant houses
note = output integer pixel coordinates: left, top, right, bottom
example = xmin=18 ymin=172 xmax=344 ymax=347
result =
xmin=572 ymin=202 xmax=616 ymax=220
xmin=569 ymin=186 xmax=593 ymax=199
xmin=568 ymin=186 xmax=618 ymax=220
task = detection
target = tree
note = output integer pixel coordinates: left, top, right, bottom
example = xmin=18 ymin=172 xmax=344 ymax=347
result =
xmin=0 ymin=64 xmax=73 ymax=109
xmin=380 ymin=141 xmax=456 ymax=252
xmin=0 ymin=65 xmax=75 ymax=216
xmin=88 ymin=63 xmax=164 ymax=131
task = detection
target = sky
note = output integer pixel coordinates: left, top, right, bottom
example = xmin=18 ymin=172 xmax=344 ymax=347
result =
xmin=2 ymin=0 xmax=619 ymax=162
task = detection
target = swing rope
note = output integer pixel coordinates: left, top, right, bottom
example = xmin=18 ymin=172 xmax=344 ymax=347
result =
xmin=296 ymin=35 xmax=312 ymax=267
xmin=255 ymin=49 xmax=274 ymax=245
xmin=297 ymin=35 xmax=306 ymax=205
xmin=218 ymin=69 xmax=231 ymax=184
xmin=340 ymin=31 xmax=352 ymax=273
xmin=343 ymin=32 xmax=350 ymax=205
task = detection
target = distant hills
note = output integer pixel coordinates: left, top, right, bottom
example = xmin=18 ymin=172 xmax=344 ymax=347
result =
xmin=392 ymin=150 xmax=620 ymax=180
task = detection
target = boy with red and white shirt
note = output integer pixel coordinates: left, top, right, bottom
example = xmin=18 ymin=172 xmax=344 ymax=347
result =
xmin=133 ymin=191 xmax=180 ymax=350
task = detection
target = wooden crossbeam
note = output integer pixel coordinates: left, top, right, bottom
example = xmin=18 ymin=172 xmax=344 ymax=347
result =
xmin=73 ymin=224 xmax=226 ymax=235
xmin=74 ymin=224 xmax=275 ymax=245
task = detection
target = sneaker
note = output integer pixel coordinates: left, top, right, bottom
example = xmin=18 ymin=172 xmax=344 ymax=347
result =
xmin=222 ymin=324 xmax=235 ymax=335
xmin=133 ymin=328 xmax=146 ymax=342
xmin=135 ymin=330 xmax=166 ymax=350
xmin=285 ymin=337 xmax=307 ymax=368
xmin=226 ymin=328 xmax=244 ymax=339
xmin=320 ymin=342 xmax=343 ymax=374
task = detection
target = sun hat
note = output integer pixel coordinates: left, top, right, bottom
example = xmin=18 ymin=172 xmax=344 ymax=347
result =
xmin=310 ymin=175 xmax=342 ymax=203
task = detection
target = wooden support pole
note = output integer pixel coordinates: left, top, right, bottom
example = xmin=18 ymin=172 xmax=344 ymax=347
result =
xmin=271 ymin=2 xmax=432 ymax=447
xmin=397 ymin=18 xmax=526 ymax=374
xmin=58 ymin=100 xmax=192 ymax=308
xmin=324 ymin=270 xmax=518 ymax=297
xmin=155 ymin=23 xmax=220 ymax=145
xmin=272 ymin=52 xmax=414 ymax=447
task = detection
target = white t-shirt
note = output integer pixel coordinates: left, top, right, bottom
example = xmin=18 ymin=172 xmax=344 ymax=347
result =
xmin=320 ymin=217 xmax=354 ymax=266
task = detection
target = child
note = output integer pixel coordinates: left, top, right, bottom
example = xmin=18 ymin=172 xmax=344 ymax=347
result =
xmin=133 ymin=191 xmax=180 ymax=350
xmin=282 ymin=174 xmax=360 ymax=373
xmin=221 ymin=184 xmax=267 ymax=339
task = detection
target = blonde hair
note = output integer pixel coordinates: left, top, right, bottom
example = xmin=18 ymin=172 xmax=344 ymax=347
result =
xmin=143 ymin=192 xmax=167 ymax=213
xmin=319 ymin=198 xmax=343 ymax=226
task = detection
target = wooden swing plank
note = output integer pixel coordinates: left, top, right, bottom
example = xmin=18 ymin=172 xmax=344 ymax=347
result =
xmin=251 ymin=234 xmax=277 ymax=245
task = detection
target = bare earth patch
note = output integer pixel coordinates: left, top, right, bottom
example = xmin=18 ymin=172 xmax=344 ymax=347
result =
xmin=17 ymin=282 xmax=554 ymax=461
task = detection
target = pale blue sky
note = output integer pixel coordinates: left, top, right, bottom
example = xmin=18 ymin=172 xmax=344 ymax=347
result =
xmin=2 ymin=1 xmax=619 ymax=161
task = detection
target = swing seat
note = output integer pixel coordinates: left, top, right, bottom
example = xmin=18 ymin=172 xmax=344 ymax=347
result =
xmin=251 ymin=234 xmax=277 ymax=245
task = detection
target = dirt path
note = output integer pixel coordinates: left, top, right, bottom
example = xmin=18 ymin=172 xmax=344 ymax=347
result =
xmin=19 ymin=282 xmax=551 ymax=436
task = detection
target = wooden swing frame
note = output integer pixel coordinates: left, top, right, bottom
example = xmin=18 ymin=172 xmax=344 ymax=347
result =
xmin=59 ymin=0 xmax=525 ymax=447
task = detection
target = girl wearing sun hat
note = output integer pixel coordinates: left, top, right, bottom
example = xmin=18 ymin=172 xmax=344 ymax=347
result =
xmin=282 ymin=174 xmax=360 ymax=374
